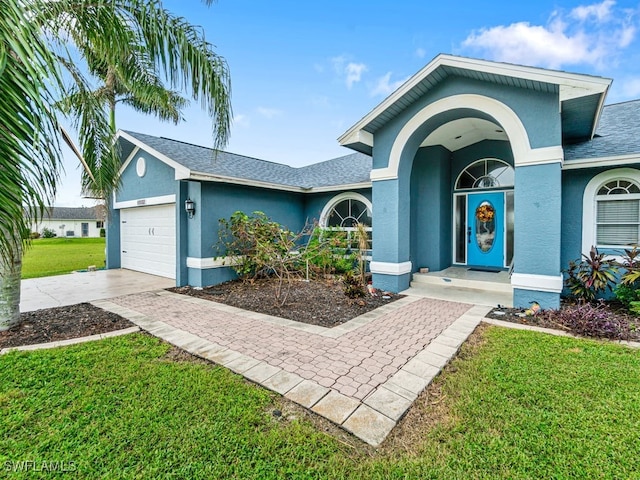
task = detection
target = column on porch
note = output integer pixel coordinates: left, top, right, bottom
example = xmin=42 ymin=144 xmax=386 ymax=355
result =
xmin=370 ymin=176 xmax=412 ymax=292
xmin=512 ymin=161 xmax=563 ymax=309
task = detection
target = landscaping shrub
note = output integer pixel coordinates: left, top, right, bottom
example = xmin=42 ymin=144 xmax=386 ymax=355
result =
xmin=29 ymin=231 xmax=40 ymax=239
xmin=304 ymin=227 xmax=356 ymax=275
xmin=564 ymin=246 xmax=617 ymax=301
xmin=614 ymin=283 xmax=640 ymax=307
xmin=541 ymin=301 xmax=632 ymax=340
xmin=342 ymin=270 xmax=365 ymax=298
xmin=41 ymin=227 xmax=56 ymax=238
xmin=217 ymin=211 xmax=369 ymax=304
xmin=100 ymin=228 xmax=106 ymax=238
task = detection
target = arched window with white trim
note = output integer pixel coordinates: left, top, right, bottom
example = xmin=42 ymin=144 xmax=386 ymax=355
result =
xmin=582 ymin=168 xmax=640 ymax=254
xmin=320 ymin=192 xmax=372 ymax=252
xmin=455 ymin=158 xmax=514 ymax=190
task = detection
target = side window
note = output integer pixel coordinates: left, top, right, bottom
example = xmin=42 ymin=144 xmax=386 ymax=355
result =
xmin=582 ymin=168 xmax=640 ymax=255
xmin=595 ymin=179 xmax=640 ymax=247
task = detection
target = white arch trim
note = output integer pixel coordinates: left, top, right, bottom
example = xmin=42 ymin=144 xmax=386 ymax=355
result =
xmin=319 ymin=192 xmax=372 ymax=227
xmin=581 ymin=167 xmax=640 ymax=256
xmin=370 ymin=94 xmax=564 ymax=181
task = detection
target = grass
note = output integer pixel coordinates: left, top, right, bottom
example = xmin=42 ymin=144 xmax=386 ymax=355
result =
xmin=1 ymin=328 xmax=639 ymax=478
xmin=22 ymin=237 xmax=105 ymax=279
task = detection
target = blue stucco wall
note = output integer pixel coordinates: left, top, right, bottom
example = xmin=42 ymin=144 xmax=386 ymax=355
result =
xmin=410 ymin=146 xmax=452 ymax=271
xmin=184 ymin=181 xmax=305 ymax=287
xmin=514 ymin=162 xmax=562 ymax=276
xmin=105 ymin=206 xmax=121 ymax=269
xmin=372 ymin=77 xmax=560 ymax=172
xmin=115 ymin=149 xmax=177 ymax=203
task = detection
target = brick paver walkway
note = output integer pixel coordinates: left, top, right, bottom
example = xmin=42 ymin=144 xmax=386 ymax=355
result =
xmin=110 ymin=291 xmax=470 ymax=400
xmin=97 ymin=290 xmax=490 ymax=446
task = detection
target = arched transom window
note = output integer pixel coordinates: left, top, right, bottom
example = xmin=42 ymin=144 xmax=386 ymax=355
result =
xmin=455 ymin=158 xmax=514 ymax=190
xmin=596 ymin=179 xmax=640 ymax=247
xmin=320 ymin=193 xmax=372 ymax=251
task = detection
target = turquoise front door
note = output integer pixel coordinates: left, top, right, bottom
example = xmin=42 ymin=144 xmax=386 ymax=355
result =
xmin=467 ymin=192 xmax=504 ymax=268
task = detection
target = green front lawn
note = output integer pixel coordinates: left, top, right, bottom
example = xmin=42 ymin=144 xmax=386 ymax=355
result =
xmin=22 ymin=237 xmax=106 ymax=279
xmin=1 ymin=328 xmax=639 ymax=478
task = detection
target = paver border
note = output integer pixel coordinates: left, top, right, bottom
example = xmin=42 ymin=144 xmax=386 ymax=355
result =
xmin=483 ymin=317 xmax=640 ymax=348
xmin=0 ymin=326 xmax=140 ymax=355
xmin=92 ymin=295 xmax=491 ymax=446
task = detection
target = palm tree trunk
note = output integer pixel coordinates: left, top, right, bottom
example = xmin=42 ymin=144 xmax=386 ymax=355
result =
xmin=0 ymin=245 xmax=22 ymax=331
xmin=106 ymin=66 xmax=117 ymax=133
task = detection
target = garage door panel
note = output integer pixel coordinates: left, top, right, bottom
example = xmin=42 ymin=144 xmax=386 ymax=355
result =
xmin=120 ymin=204 xmax=176 ymax=279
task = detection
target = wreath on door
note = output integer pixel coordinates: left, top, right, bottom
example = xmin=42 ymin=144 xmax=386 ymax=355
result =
xmin=475 ymin=203 xmax=495 ymax=223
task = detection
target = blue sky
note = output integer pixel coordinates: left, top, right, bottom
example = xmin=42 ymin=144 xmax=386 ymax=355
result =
xmin=56 ymin=0 xmax=640 ymax=206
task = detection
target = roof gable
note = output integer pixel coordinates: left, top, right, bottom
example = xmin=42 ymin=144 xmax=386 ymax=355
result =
xmin=339 ymin=54 xmax=612 ymax=154
xmin=117 ymin=131 xmax=372 ymax=191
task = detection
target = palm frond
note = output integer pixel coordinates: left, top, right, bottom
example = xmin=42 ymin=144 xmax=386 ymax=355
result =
xmin=0 ymin=0 xmax=63 ymax=261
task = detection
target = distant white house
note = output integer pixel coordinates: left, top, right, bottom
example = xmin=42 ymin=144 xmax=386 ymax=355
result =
xmin=31 ymin=206 xmax=105 ymax=238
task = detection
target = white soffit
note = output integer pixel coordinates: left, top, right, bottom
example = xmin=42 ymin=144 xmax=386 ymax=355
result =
xmin=420 ymin=118 xmax=508 ymax=151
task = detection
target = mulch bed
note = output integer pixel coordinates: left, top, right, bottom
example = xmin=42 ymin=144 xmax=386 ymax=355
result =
xmin=169 ymin=277 xmax=402 ymax=328
xmin=0 ymin=303 xmax=134 ymax=349
xmin=487 ymin=300 xmax=640 ymax=342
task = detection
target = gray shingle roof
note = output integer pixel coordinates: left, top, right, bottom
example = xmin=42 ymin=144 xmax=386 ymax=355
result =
xmin=564 ymin=100 xmax=640 ymax=160
xmin=122 ymin=131 xmax=372 ymax=189
xmin=43 ymin=207 xmax=101 ymax=221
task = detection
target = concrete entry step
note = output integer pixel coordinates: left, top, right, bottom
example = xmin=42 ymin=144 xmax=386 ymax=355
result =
xmin=406 ymin=267 xmax=513 ymax=307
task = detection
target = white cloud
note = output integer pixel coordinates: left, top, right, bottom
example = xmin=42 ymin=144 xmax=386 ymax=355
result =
xmin=462 ymin=0 xmax=638 ymax=70
xmin=256 ymin=107 xmax=282 ymax=119
xmin=370 ymin=72 xmax=408 ymax=97
xmin=571 ymin=0 xmax=615 ymax=21
xmin=415 ymin=47 xmax=426 ymax=59
xmin=345 ymin=62 xmax=368 ymax=88
xmin=233 ymin=114 xmax=250 ymax=128
xmin=331 ymin=55 xmax=368 ymax=88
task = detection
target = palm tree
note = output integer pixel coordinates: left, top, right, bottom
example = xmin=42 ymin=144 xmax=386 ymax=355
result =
xmin=0 ymin=0 xmax=231 ymax=330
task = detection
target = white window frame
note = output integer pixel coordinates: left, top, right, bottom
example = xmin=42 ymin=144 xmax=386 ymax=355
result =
xmin=582 ymin=168 xmax=640 ymax=256
xmin=454 ymin=158 xmax=514 ymax=191
xmin=319 ymin=192 xmax=372 ymax=256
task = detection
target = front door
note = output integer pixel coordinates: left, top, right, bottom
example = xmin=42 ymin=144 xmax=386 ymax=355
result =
xmin=467 ymin=192 xmax=504 ymax=268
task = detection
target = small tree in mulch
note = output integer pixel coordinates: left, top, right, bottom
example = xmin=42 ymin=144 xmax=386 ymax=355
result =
xmin=216 ymin=211 xmax=369 ymax=305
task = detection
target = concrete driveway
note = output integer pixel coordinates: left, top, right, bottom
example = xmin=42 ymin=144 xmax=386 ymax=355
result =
xmin=21 ymin=269 xmax=174 ymax=312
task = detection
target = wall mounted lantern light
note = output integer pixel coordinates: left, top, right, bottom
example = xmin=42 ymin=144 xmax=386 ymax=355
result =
xmin=185 ymin=198 xmax=196 ymax=218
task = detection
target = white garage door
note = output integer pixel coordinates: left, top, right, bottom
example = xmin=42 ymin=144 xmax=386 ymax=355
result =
xmin=120 ymin=204 xmax=176 ymax=279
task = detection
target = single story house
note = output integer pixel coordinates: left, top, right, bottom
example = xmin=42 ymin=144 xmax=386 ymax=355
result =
xmin=106 ymin=54 xmax=640 ymax=309
xmin=33 ymin=206 xmax=105 ymax=238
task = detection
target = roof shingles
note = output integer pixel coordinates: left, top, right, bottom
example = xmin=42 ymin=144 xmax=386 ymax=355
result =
xmin=564 ymin=100 xmax=640 ymax=161
xmin=123 ymin=131 xmax=371 ymax=189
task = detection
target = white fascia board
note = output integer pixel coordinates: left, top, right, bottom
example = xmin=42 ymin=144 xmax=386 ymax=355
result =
xmin=115 ymin=130 xmax=191 ymax=180
xmin=562 ymin=154 xmax=640 ymax=170
xmin=338 ymin=129 xmax=373 ymax=148
xmin=113 ymin=194 xmax=176 ymax=209
xmin=189 ymin=172 xmax=303 ymax=193
xmin=189 ymin=173 xmax=371 ymax=194
xmin=338 ymin=54 xmax=612 ymax=146
xmin=370 ymin=261 xmax=412 ymax=276
xmin=309 ymin=182 xmax=372 ymax=193
xmin=511 ymin=273 xmax=563 ymax=293
xmin=118 ymin=145 xmax=140 ymax=176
